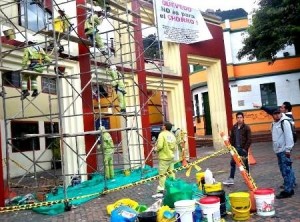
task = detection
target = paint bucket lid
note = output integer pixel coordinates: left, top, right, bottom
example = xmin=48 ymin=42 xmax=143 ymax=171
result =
xmin=254 ymin=188 xmax=274 ymax=195
xmin=200 ymin=196 xmax=220 ymax=204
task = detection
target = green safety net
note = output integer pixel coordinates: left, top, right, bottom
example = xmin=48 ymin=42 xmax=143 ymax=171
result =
xmin=33 ymin=165 xmax=158 ymax=215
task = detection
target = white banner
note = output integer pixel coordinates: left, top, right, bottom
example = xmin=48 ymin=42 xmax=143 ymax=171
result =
xmin=155 ymin=0 xmax=212 ymax=44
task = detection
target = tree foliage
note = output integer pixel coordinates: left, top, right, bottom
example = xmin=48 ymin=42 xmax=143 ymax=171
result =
xmin=214 ymin=8 xmax=248 ymax=21
xmin=143 ymin=34 xmax=162 ymax=59
xmin=237 ymin=0 xmax=300 ymax=61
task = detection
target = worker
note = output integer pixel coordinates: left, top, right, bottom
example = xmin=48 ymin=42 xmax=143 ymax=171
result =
xmin=53 ymin=9 xmax=71 ymax=53
xmin=107 ymin=65 xmax=126 ymax=113
xmin=174 ymin=128 xmax=188 ymax=163
xmin=21 ymin=38 xmax=52 ymax=100
xmin=152 ymin=122 xmax=176 ymax=198
xmin=55 ymin=9 xmax=71 ymax=33
xmin=84 ymin=7 xmax=105 ymax=51
xmin=98 ymin=126 xmax=115 ymax=180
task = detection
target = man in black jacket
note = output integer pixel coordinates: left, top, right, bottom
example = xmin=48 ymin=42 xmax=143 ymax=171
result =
xmin=223 ymin=112 xmax=252 ymax=185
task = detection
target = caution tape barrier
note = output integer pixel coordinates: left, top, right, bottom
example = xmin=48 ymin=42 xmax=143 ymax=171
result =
xmin=0 ymin=148 xmax=229 ymax=213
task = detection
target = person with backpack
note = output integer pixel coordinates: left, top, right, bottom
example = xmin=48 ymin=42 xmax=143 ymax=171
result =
xmin=253 ymin=101 xmax=297 ymax=142
xmin=271 ymin=109 xmax=296 ymax=199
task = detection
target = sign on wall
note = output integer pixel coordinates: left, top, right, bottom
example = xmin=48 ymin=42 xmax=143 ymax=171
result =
xmin=154 ymin=0 xmax=212 ymax=44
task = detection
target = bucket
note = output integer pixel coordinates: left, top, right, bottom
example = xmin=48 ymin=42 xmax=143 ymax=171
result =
xmin=229 ymin=192 xmax=251 ymax=221
xmin=254 ymin=188 xmax=275 ymax=216
xmin=206 ymin=190 xmax=227 ymax=217
xmin=137 ymin=211 xmax=157 ymax=222
xmin=199 ymin=196 xmax=221 ymax=222
xmin=204 ymin=182 xmax=222 ymax=193
xmin=174 ymin=200 xmax=195 ymax=222
xmin=196 ymin=172 xmax=205 ymax=189
xmin=3 ymin=29 xmax=16 ymax=40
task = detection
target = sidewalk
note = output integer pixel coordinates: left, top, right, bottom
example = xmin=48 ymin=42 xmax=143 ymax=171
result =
xmin=1 ymin=141 xmax=299 ymax=222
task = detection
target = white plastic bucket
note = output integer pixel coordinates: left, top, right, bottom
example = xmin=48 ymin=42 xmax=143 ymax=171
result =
xmin=254 ymin=188 xmax=275 ymax=216
xmin=199 ymin=196 xmax=221 ymax=222
xmin=174 ymin=200 xmax=195 ymax=222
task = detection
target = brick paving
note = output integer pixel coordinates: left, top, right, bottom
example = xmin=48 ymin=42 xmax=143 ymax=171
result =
xmin=1 ymin=141 xmax=300 ymax=221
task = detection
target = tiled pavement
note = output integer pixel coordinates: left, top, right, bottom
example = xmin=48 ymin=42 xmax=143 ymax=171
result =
xmin=1 ymin=141 xmax=300 ymax=221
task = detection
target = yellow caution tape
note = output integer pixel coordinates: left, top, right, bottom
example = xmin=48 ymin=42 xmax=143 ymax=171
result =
xmin=0 ymin=148 xmax=229 ymax=213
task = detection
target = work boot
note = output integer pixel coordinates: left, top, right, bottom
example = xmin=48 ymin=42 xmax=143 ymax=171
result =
xmin=32 ymin=89 xmax=38 ymax=97
xmin=276 ymin=190 xmax=294 ymax=199
xmin=223 ymin=178 xmax=234 ymax=185
xmin=120 ymin=108 xmax=126 ymax=113
xmin=21 ymin=90 xmax=30 ymax=100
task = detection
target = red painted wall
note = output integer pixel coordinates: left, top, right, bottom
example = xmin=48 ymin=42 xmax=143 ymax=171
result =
xmin=76 ymin=0 xmax=97 ymax=174
xmin=180 ymin=22 xmax=232 ymax=157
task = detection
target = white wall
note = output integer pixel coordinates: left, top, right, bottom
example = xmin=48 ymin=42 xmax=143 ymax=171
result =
xmin=193 ymin=72 xmax=300 ymax=114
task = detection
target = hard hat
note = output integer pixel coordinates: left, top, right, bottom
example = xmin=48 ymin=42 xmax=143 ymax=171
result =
xmin=99 ymin=126 xmax=106 ymax=131
xmin=94 ymin=6 xmax=102 ymax=12
xmin=28 ymin=36 xmax=38 ymax=44
xmin=110 ymin=65 xmax=116 ymax=71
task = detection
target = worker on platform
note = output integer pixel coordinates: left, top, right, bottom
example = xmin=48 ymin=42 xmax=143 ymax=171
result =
xmin=98 ymin=126 xmax=115 ymax=180
xmin=84 ymin=7 xmax=105 ymax=52
xmin=53 ymin=9 xmax=71 ymax=53
xmin=21 ymin=38 xmax=52 ymax=100
xmin=107 ymin=65 xmax=127 ymax=113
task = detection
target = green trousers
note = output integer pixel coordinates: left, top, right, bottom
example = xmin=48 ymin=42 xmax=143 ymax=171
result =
xmin=158 ymin=159 xmax=175 ymax=192
xmin=104 ymin=154 xmax=114 ymax=179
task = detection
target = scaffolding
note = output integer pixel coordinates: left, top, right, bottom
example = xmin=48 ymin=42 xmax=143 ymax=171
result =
xmin=0 ymin=0 xmax=170 ymax=208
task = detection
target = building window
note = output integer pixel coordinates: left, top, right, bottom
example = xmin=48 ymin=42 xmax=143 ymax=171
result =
xmin=260 ymin=82 xmax=277 ymax=106
xmin=19 ymin=0 xmax=51 ymax=32
xmin=44 ymin=122 xmax=59 ymax=149
xmin=2 ymin=71 xmax=21 ymax=88
xmin=11 ymin=121 xmax=40 ymax=152
xmin=194 ymin=94 xmax=200 ymax=117
xmin=42 ymin=77 xmax=57 ymax=94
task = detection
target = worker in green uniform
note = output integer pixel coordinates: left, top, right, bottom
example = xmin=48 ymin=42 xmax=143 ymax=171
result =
xmin=21 ymin=38 xmax=52 ymax=100
xmin=98 ymin=126 xmax=115 ymax=179
xmin=107 ymin=65 xmax=126 ymax=113
xmin=84 ymin=8 xmax=105 ymax=51
xmin=152 ymin=122 xmax=176 ymax=198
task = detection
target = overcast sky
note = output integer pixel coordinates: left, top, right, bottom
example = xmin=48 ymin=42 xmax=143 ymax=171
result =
xmin=175 ymin=0 xmax=259 ymax=13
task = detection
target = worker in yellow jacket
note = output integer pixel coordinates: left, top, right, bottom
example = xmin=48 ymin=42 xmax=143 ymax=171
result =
xmin=21 ymin=39 xmax=51 ymax=100
xmin=84 ymin=8 xmax=104 ymax=50
xmin=107 ymin=65 xmax=126 ymax=113
xmin=98 ymin=126 xmax=115 ymax=179
xmin=153 ymin=122 xmax=176 ymax=197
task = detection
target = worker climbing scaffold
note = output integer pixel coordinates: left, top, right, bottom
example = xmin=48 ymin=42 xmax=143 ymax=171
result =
xmin=84 ymin=6 xmax=106 ymax=53
xmin=21 ymin=38 xmax=52 ymax=100
xmin=106 ymin=65 xmax=127 ymax=113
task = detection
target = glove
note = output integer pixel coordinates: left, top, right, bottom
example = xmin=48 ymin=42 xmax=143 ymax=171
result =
xmin=285 ymin=152 xmax=291 ymax=158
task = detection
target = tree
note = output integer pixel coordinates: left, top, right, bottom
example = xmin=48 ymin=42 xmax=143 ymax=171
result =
xmin=237 ymin=0 xmax=300 ymax=61
xmin=214 ymin=8 xmax=248 ymax=21
xmin=143 ymin=34 xmax=162 ymax=59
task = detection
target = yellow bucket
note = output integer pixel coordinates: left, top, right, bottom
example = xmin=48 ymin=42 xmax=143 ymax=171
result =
xmin=229 ymin=192 xmax=251 ymax=221
xmin=195 ymin=172 xmax=205 ymax=189
xmin=204 ymin=182 xmax=222 ymax=193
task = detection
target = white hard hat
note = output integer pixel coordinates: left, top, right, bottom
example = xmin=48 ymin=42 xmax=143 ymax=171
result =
xmin=94 ymin=6 xmax=102 ymax=12
xmin=28 ymin=36 xmax=38 ymax=43
xmin=110 ymin=65 xmax=116 ymax=70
